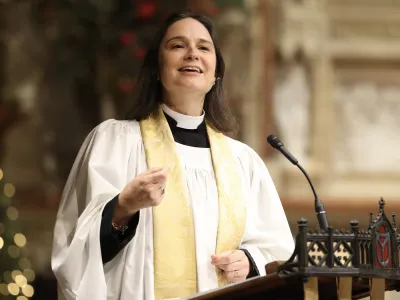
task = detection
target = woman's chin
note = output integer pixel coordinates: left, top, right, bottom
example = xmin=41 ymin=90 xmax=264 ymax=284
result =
xmin=174 ymin=82 xmax=208 ymax=93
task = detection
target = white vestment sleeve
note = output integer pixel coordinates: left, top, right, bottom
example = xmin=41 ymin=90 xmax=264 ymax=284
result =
xmin=51 ymin=120 xmax=137 ymax=300
xmin=238 ymin=146 xmax=295 ymax=276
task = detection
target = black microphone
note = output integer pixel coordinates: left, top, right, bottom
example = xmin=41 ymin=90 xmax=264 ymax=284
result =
xmin=267 ymin=135 xmax=329 ymax=231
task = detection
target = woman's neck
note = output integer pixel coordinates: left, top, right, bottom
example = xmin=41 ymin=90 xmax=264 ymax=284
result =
xmin=161 ymin=104 xmax=204 ymax=129
xmin=163 ymin=92 xmax=204 ymax=116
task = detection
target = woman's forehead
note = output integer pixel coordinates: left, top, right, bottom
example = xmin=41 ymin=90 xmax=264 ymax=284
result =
xmin=163 ymin=18 xmax=213 ymax=43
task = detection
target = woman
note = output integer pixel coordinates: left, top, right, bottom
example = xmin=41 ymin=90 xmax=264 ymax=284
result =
xmin=51 ymin=11 xmax=294 ymax=300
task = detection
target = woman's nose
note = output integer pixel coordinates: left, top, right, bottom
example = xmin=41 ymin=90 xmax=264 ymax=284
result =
xmin=185 ymin=47 xmax=199 ymax=60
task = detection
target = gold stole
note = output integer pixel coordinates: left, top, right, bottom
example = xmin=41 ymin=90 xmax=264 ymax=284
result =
xmin=140 ymin=107 xmax=247 ymax=300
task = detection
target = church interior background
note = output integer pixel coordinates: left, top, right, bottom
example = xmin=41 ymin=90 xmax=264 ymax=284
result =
xmin=0 ymin=0 xmax=399 ymax=299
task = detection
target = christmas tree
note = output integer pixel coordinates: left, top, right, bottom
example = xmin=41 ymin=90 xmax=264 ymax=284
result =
xmin=0 ymin=169 xmax=35 ymax=299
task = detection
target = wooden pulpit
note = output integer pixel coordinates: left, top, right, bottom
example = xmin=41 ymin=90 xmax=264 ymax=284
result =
xmin=185 ymin=199 xmax=400 ymax=300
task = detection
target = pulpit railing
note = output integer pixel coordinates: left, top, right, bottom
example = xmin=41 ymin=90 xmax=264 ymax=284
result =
xmin=279 ymin=198 xmax=400 ymax=281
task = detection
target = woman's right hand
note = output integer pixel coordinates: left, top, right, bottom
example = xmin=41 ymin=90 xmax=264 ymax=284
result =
xmin=113 ymin=167 xmax=169 ymax=224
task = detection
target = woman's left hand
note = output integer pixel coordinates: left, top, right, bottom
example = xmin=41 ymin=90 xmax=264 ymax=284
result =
xmin=211 ymin=250 xmax=250 ymax=282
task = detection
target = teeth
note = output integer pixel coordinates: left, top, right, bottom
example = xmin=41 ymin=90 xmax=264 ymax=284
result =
xmin=181 ymin=67 xmax=201 ymax=73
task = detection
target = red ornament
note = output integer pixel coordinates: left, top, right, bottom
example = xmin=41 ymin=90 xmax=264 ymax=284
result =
xmin=137 ymin=2 xmax=157 ymax=19
xmin=205 ymin=3 xmax=219 ymax=16
xmin=117 ymin=78 xmax=134 ymax=93
xmin=134 ymin=48 xmax=146 ymax=59
xmin=120 ymin=32 xmax=136 ymax=46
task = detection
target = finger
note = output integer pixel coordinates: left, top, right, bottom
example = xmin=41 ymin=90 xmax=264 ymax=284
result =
xmin=144 ymin=168 xmax=169 ymax=184
xmin=148 ymin=182 xmax=166 ymax=196
xmin=224 ymin=270 xmax=247 ymax=282
xmin=214 ymin=260 xmax=246 ymax=272
xmin=141 ymin=168 xmax=164 ymax=176
xmin=211 ymin=250 xmax=233 ymax=261
xmin=211 ymin=250 xmax=244 ymax=265
xmin=148 ymin=189 xmax=164 ymax=206
xmin=146 ymin=183 xmax=161 ymax=191
xmin=131 ymin=168 xmax=162 ymax=186
xmin=142 ymin=167 xmax=169 ymax=176
xmin=160 ymin=186 xmax=166 ymax=196
xmin=151 ymin=184 xmax=166 ymax=196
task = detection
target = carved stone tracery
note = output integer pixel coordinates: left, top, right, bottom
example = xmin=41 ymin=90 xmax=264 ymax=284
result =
xmin=271 ymin=0 xmax=400 ymax=201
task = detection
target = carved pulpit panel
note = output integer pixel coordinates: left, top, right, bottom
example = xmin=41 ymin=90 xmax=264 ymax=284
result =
xmin=370 ymin=199 xmax=398 ymax=269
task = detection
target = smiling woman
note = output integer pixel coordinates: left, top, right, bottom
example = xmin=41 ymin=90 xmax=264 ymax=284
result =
xmin=159 ymin=18 xmax=217 ymax=114
xmin=51 ymin=10 xmax=295 ymax=300
xmin=125 ymin=11 xmax=235 ymax=134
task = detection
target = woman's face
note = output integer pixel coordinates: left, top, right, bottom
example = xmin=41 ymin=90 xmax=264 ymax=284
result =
xmin=159 ymin=18 xmax=217 ymax=97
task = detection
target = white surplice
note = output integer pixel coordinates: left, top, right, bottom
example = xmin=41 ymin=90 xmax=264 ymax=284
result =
xmin=51 ymin=106 xmax=295 ymax=300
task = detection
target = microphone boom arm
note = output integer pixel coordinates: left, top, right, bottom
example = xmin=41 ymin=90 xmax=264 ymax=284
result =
xmin=297 ymin=163 xmax=317 ymax=200
xmin=267 ymin=135 xmax=329 ymax=231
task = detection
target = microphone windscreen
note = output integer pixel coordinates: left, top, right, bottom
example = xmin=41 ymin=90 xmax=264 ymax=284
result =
xmin=267 ymin=135 xmax=283 ymax=149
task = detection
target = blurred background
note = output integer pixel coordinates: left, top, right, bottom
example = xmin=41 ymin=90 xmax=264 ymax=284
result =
xmin=0 ymin=0 xmax=400 ymax=299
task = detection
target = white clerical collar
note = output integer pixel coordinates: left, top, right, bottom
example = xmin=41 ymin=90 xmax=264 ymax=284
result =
xmin=161 ymin=104 xmax=205 ymax=130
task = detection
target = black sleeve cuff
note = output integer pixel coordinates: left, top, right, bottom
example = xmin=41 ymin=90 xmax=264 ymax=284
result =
xmin=100 ymin=195 xmax=140 ymax=263
xmin=240 ymin=248 xmax=260 ymax=278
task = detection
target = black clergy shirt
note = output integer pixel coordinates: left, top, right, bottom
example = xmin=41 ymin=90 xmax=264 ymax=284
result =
xmin=100 ymin=112 xmax=260 ymax=278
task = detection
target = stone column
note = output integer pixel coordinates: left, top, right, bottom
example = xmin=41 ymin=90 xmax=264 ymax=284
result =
xmin=241 ymin=0 xmax=269 ymax=152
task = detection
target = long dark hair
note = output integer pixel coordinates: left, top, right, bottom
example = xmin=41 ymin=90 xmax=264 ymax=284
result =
xmin=125 ymin=11 xmax=237 ymax=134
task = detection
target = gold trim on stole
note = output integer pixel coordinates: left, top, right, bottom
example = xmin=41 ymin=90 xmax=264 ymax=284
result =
xmin=140 ymin=107 xmax=246 ymax=300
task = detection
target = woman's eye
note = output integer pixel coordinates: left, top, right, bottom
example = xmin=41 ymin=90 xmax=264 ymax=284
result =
xmin=199 ymin=46 xmax=209 ymax=51
xmin=172 ymin=44 xmax=184 ymax=49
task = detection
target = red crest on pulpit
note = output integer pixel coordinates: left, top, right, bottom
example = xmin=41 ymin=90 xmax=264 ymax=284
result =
xmin=370 ymin=198 xmax=396 ymax=269
xmin=375 ymin=223 xmax=392 ymax=268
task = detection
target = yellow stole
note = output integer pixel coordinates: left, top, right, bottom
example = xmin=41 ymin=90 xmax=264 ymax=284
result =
xmin=139 ymin=107 xmax=247 ymax=300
